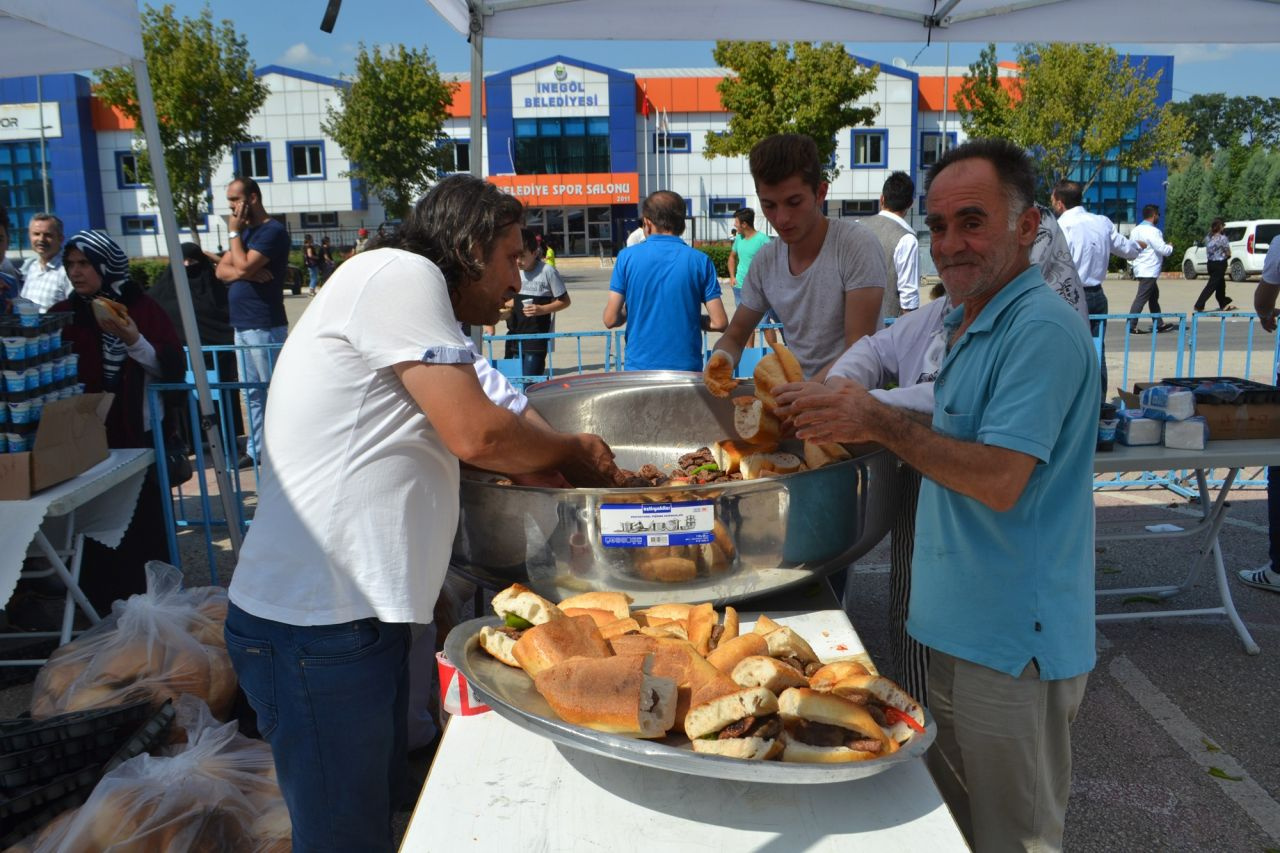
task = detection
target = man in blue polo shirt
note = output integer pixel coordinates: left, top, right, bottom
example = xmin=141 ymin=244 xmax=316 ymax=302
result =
xmin=217 ymin=177 xmax=292 ymax=468
xmin=785 ymin=138 xmax=1097 ymax=852
xmin=603 ymin=190 xmax=727 ymax=371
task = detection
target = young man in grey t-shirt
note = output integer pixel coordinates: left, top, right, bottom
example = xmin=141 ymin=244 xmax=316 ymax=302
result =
xmin=706 ymin=134 xmax=886 ymax=381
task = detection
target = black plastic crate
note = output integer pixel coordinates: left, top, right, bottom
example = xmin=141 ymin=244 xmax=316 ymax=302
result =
xmin=0 ymin=700 xmax=153 ymax=755
xmin=1157 ymin=376 xmax=1280 ymax=406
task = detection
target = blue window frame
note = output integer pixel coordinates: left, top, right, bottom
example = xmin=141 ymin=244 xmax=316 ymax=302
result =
xmin=121 ymin=214 xmax=157 ymax=235
xmin=178 ymin=214 xmax=210 ymax=234
xmin=115 ymin=151 xmax=146 ymax=189
xmin=840 ymin=199 xmax=880 ymax=217
xmin=851 ymin=129 xmax=888 ymax=169
xmin=920 ymin=132 xmax=957 ymax=168
xmin=655 ymin=132 xmax=691 ymax=153
xmin=286 ymin=140 xmax=326 ymax=180
xmin=918 ymin=194 xmax=928 ymax=216
xmin=234 ymin=143 xmax=272 ymax=182
xmin=709 ymin=197 xmax=745 ymax=218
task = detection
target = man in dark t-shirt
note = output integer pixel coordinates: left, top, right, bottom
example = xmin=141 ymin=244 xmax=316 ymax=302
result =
xmin=216 ymin=177 xmax=292 ymax=467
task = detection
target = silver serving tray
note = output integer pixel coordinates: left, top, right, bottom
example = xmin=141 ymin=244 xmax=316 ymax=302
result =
xmin=444 ymin=615 xmax=936 ymax=784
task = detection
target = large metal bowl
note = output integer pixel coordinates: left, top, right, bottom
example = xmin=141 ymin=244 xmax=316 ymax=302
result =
xmin=451 ymin=371 xmax=902 ymax=605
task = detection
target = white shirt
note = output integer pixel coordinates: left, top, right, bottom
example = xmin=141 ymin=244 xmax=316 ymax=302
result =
xmin=878 ymin=210 xmax=920 ymax=311
xmin=827 ymin=296 xmax=950 ymax=414
xmin=1264 ymin=239 xmax=1280 ymax=286
xmin=1129 ymin=220 xmax=1173 ymax=279
xmin=467 ymin=332 xmax=528 ymax=415
xmin=626 ymin=227 xmax=647 ymax=247
xmin=19 ymin=255 xmax=72 ymax=312
xmin=1056 ymin=206 xmax=1142 ymax=287
xmin=230 ymin=248 xmax=475 ymax=626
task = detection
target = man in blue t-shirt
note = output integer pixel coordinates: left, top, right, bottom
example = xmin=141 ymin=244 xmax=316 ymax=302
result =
xmin=216 ymin=177 xmax=292 ymax=468
xmin=782 ymin=139 xmax=1096 ymax=852
xmin=603 ymin=190 xmax=726 ymax=371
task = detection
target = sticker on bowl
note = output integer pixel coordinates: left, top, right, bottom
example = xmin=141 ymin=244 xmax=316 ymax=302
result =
xmin=598 ymin=500 xmax=715 ymax=547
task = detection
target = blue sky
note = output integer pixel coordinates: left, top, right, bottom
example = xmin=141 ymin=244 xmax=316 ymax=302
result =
xmin=171 ymin=0 xmax=1277 ymax=100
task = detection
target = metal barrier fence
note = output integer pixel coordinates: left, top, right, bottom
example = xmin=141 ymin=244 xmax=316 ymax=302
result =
xmin=145 ymin=312 xmax=1275 ymax=577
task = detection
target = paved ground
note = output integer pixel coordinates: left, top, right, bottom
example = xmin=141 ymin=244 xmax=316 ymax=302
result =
xmin=5 ymin=260 xmax=1277 ymax=850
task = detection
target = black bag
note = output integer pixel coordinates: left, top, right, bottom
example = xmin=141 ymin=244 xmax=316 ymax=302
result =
xmin=164 ymin=434 xmax=194 ymax=486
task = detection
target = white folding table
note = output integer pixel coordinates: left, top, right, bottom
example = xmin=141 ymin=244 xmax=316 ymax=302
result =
xmin=0 ymin=448 xmax=154 ymax=662
xmin=1093 ymin=438 xmax=1280 ymax=655
xmin=401 ymin=608 xmax=968 ymax=852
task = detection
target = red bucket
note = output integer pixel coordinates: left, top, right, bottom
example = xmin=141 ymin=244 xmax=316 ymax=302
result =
xmin=435 ymin=650 xmax=491 ymax=716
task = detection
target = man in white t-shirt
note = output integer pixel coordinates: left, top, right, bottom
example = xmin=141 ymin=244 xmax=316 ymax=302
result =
xmin=705 ymin=133 xmax=886 ymax=383
xmin=223 ymin=175 xmax=618 ymax=852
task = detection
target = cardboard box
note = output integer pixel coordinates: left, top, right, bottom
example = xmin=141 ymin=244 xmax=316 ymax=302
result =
xmin=1120 ymin=385 xmax=1280 ymax=441
xmin=0 ymin=393 xmax=113 ymax=501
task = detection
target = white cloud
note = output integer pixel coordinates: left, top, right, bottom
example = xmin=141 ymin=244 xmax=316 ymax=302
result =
xmin=1132 ymin=43 xmax=1275 ymax=65
xmin=277 ymin=42 xmax=334 ymax=69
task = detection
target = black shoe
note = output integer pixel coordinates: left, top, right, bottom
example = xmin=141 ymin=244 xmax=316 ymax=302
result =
xmin=1129 ymin=327 xmax=1150 ymax=335
xmin=236 ymin=454 xmax=256 ymax=470
xmin=1156 ymin=323 xmax=1177 ymax=333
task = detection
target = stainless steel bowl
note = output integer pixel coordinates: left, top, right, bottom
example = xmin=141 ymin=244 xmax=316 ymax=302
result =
xmin=451 ymin=371 xmax=902 ymax=605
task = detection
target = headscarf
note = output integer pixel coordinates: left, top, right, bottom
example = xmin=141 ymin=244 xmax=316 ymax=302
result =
xmin=64 ymin=230 xmax=132 ymax=390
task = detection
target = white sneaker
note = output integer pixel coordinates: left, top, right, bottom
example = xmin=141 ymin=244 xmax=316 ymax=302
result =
xmin=1237 ymin=566 xmax=1280 ymax=593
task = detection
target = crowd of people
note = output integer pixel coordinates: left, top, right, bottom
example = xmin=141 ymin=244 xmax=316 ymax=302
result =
xmin=2 ymin=133 xmax=1277 ymax=853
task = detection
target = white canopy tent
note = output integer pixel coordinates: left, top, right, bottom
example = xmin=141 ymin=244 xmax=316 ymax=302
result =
xmin=0 ymin=0 xmax=244 ymax=553
xmin=427 ymin=0 xmax=1280 ymax=179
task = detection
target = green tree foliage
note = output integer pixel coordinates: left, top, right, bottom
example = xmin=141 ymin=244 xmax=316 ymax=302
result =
xmin=323 ymin=44 xmax=456 ymax=219
xmin=96 ymin=4 xmax=268 ymax=246
xmin=1170 ymin=94 xmax=1280 ymax=157
xmin=956 ymin=43 xmax=1188 ymax=196
xmin=703 ymin=42 xmax=879 ymax=182
xmin=1163 ymin=156 xmax=1205 ymax=252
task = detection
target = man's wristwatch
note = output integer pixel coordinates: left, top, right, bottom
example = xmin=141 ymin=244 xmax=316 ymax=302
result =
xmin=228 ymin=231 xmax=240 ymax=240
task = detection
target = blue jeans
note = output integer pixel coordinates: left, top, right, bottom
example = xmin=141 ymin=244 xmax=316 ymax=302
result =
xmin=308 ymin=266 xmax=319 ymax=293
xmin=522 ymin=351 xmax=547 ymax=377
xmin=225 ymin=603 xmax=411 ymax=853
xmin=1271 ymin=371 xmax=1280 ymax=570
xmin=1085 ymin=286 xmax=1108 ymax=400
xmin=235 ymin=326 xmax=287 ymax=461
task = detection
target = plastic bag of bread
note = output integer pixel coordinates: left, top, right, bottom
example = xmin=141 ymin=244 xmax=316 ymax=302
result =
xmin=29 ymin=562 xmax=236 ymax=721
xmin=28 ymin=697 xmax=290 ymax=853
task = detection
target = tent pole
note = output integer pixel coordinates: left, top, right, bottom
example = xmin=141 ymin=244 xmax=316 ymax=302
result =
xmin=469 ymin=4 xmax=484 ymax=179
xmin=131 ymin=57 xmax=244 ymax=558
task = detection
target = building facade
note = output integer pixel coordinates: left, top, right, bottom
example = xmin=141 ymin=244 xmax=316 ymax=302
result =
xmin=0 ymin=53 xmax=1173 ymax=263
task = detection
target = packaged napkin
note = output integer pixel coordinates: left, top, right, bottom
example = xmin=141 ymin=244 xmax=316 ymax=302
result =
xmin=1163 ymin=416 xmax=1208 ymax=450
xmin=1139 ymin=385 xmax=1197 ymax=421
xmin=1117 ymin=410 xmax=1161 ymax=446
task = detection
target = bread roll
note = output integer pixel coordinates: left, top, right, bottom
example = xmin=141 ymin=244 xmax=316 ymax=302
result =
xmin=705 ymin=632 xmax=768 ymax=674
xmin=512 ymin=615 xmax=612 ymax=677
xmin=752 ymin=354 xmax=789 ymax=411
xmin=533 ymin=653 xmax=677 ymax=738
xmin=684 ymin=686 xmax=778 ymax=741
xmin=804 ymin=441 xmax=853 ymax=470
xmin=808 ymin=660 xmax=872 ymax=691
xmin=598 ymin=617 xmax=641 ymax=640
xmin=492 ymin=583 xmax=564 ymax=626
xmin=558 ymin=591 xmax=632 ymax=621
xmin=732 ymin=655 xmax=809 ymax=692
xmin=478 ymin=626 xmax=520 ymax=667
xmin=733 ymin=397 xmax=781 ymax=447
xmin=769 ymin=340 xmax=804 ymax=382
xmin=560 ymin=607 xmax=618 ymax=627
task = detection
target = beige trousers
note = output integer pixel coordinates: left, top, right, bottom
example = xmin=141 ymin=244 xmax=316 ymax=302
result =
xmin=926 ymin=650 xmax=1088 ymax=853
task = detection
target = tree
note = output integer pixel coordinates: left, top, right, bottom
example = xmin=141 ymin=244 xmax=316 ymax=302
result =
xmin=1170 ymin=94 xmax=1280 ymax=156
xmin=1227 ymin=147 xmax=1273 ymax=221
xmin=956 ymin=43 xmax=1188 ymax=196
xmin=323 ymin=44 xmax=456 ymax=219
xmin=96 ymin=4 xmax=268 ymax=246
xmin=1163 ymin=156 xmax=1205 ymax=252
xmin=703 ymin=42 xmax=879 ymax=182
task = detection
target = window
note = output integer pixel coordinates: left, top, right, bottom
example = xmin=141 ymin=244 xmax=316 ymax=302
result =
xmin=446 ymin=139 xmax=470 ymax=173
xmin=840 ymin=199 xmax=880 ymax=217
xmin=513 ymin=117 xmax=610 ymax=175
xmin=709 ymin=198 xmax=744 ymax=219
xmin=287 ymin=141 xmax=326 ymax=180
xmin=300 ymin=212 xmax=339 ymax=228
xmin=918 ymin=195 xmax=928 ymax=216
xmin=851 ymin=130 xmax=887 ymax=168
xmin=920 ymin=132 xmax=957 ymax=168
xmin=121 ymin=215 xmax=157 ymax=235
xmin=655 ymin=132 xmax=690 ymax=153
xmin=234 ymin=143 xmax=271 ymax=182
xmin=115 ymin=151 xmax=145 ymax=189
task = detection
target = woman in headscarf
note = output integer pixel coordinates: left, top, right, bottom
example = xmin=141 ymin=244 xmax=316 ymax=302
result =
xmin=50 ymin=230 xmax=185 ymax=609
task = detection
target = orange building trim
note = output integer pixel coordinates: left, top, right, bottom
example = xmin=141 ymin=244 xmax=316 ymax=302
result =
xmin=634 ymin=76 xmax=724 ymax=114
xmin=91 ymin=98 xmax=135 ymax=131
xmin=916 ymin=75 xmax=1019 ymax=112
xmin=447 ymin=81 xmax=487 ymax=118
